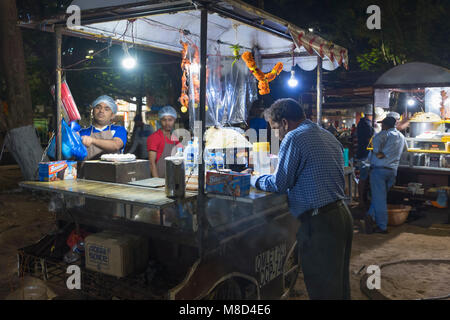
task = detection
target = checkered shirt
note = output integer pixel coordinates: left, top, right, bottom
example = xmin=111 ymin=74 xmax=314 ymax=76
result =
xmin=256 ymin=119 xmax=345 ymax=218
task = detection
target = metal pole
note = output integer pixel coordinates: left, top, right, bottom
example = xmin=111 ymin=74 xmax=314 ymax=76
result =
xmin=197 ymin=6 xmax=208 ymax=257
xmin=316 ymin=56 xmax=322 ymax=125
xmin=372 ymin=99 xmax=375 ymax=129
xmin=56 ymin=27 xmax=63 ymax=160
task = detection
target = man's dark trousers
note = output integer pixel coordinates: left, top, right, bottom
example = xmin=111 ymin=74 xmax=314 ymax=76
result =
xmin=297 ymin=200 xmax=353 ymax=300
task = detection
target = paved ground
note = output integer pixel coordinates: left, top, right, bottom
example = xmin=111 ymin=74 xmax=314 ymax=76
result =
xmin=1 ymin=165 xmax=449 ymax=300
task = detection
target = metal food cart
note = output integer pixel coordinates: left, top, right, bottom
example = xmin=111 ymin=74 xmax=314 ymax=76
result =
xmin=18 ymin=0 xmax=349 ymax=299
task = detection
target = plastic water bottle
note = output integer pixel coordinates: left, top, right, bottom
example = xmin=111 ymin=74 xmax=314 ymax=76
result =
xmin=206 ymin=152 xmax=216 ymax=171
xmin=184 ymin=141 xmax=195 ymax=175
xmin=175 ymin=147 xmax=184 ymax=157
xmin=215 ymin=152 xmax=225 ymax=170
xmin=192 ymin=138 xmax=199 ymax=175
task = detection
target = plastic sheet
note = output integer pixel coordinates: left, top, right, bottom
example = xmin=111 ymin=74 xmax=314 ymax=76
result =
xmin=188 ymin=48 xmax=257 ymax=129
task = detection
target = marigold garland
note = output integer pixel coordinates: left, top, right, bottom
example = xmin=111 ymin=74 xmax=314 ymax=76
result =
xmin=179 ymin=40 xmax=190 ymax=112
xmin=241 ymin=51 xmax=283 ymax=95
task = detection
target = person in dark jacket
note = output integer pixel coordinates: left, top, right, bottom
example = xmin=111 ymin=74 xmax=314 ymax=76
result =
xmin=355 ymin=104 xmax=374 ymax=209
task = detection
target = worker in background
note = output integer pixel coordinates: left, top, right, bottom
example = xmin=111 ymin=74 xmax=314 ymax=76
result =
xmin=147 ymin=106 xmax=182 ymax=178
xmin=387 ymin=111 xmax=410 ymax=131
xmin=79 ymin=95 xmax=127 ymax=160
xmin=128 ymin=114 xmax=154 ymax=159
xmin=364 ymin=116 xmax=408 ymax=234
xmin=252 ymin=98 xmax=353 ymax=300
xmin=327 ymin=122 xmax=338 ymax=136
xmin=355 ymin=104 xmax=374 ymax=209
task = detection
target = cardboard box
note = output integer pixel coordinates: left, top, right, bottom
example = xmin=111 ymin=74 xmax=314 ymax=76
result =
xmin=38 ymin=161 xmax=77 ymax=182
xmin=85 ymin=231 xmax=149 ymax=278
xmin=206 ymin=171 xmax=251 ymax=197
xmin=78 ymin=160 xmax=151 ymax=217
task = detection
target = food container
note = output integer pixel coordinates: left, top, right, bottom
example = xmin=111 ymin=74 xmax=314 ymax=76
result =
xmin=387 ymin=204 xmax=412 ymax=226
xmin=443 ymin=155 xmax=450 ymax=168
xmin=412 ymin=153 xmax=425 ymax=166
xmin=165 ymin=156 xmax=185 ymax=198
xmin=409 ymin=122 xmax=442 ymax=137
xmin=252 ymin=142 xmax=271 ymax=175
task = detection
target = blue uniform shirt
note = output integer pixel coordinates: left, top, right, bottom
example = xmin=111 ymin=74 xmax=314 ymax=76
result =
xmin=79 ymin=124 xmax=127 ymax=153
xmin=255 ymin=119 xmax=345 ymax=218
xmin=369 ymin=128 xmax=407 ymax=171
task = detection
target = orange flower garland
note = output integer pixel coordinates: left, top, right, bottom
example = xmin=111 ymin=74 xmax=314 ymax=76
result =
xmin=241 ymin=51 xmax=283 ymax=95
xmin=179 ymin=41 xmax=190 ymax=113
xmin=192 ymin=44 xmax=200 ymax=105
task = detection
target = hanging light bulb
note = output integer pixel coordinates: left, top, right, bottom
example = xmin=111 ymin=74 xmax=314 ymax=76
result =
xmin=121 ymin=43 xmax=137 ymax=70
xmin=288 ymin=70 xmax=298 ymax=87
xmin=122 ymin=56 xmax=137 ymax=69
xmin=181 ymin=106 xmax=188 ymax=113
xmin=407 ymin=98 xmax=415 ymax=106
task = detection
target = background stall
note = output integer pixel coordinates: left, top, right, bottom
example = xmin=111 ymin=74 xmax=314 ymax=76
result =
xmin=373 ymin=62 xmax=450 ymax=209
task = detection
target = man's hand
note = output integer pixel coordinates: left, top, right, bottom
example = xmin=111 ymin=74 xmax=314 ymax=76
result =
xmin=250 ymin=175 xmax=260 ymax=188
xmin=82 ymin=135 xmax=94 ymax=147
xmin=376 ymin=152 xmax=385 ymax=159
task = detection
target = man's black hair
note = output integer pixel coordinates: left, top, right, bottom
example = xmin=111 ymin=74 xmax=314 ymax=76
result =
xmin=381 ymin=116 xmax=396 ymax=129
xmin=264 ymin=98 xmax=305 ymax=123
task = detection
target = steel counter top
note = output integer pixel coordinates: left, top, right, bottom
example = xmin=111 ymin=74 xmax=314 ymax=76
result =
xmin=19 ymin=179 xmax=196 ymax=209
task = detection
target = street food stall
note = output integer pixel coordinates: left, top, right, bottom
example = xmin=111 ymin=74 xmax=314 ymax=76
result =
xmin=18 ymin=0 xmax=348 ymax=299
xmin=372 ymin=62 xmax=450 ymax=211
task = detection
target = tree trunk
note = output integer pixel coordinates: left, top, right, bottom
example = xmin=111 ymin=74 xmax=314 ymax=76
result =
xmin=0 ymin=0 xmax=44 ymax=180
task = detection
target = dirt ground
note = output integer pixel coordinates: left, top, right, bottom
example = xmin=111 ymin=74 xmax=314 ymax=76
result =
xmin=0 ymin=165 xmax=449 ymax=300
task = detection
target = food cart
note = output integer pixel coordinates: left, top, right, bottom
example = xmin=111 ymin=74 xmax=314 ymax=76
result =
xmin=371 ymin=62 xmax=450 ymax=213
xmin=18 ymin=0 xmax=348 ymax=299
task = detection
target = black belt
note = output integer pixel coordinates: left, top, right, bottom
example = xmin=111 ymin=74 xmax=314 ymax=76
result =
xmin=371 ymin=166 xmax=395 ymax=171
xmin=299 ymin=200 xmax=345 ymax=222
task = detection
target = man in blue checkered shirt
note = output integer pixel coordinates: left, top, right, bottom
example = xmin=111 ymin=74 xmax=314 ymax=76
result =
xmin=252 ymin=98 xmax=353 ymax=300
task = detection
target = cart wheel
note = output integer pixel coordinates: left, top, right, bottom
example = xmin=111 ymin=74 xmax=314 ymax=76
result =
xmin=283 ymin=242 xmax=300 ymax=295
xmin=205 ymin=279 xmax=242 ymax=300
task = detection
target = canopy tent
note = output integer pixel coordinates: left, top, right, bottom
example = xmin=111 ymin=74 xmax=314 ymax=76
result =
xmin=38 ymin=0 xmax=348 ymax=72
xmin=374 ymin=62 xmax=450 ymax=89
xmin=20 ymin=0 xmax=349 ymax=129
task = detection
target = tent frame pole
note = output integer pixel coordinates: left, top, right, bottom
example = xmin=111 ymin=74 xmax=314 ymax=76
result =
xmin=316 ymin=56 xmax=322 ymax=125
xmin=55 ymin=26 xmax=63 ymax=160
xmin=197 ymin=5 xmax=208 ymax=257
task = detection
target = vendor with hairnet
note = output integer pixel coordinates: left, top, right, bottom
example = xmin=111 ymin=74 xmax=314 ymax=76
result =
xmin=147 ymin=106 xmax=182 ymax=178
xmin=79 ymin=95 xmax=127 ymax=160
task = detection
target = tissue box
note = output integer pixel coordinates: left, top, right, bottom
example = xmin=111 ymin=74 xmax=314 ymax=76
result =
xmin=38 ymin=160 xmax=77 ymax=182
xmin=206 ymin=171 xmax=250 ymax=197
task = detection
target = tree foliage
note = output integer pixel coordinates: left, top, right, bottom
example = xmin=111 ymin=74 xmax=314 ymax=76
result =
xmin=244 ymin=0 xmax=450 ymax=71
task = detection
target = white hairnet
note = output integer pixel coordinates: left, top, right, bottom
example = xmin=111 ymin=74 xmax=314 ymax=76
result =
xmin=91 ymin=95 xmax=118 ymax=114
xmin=158 ymin=106 xmax=177 ymax=119
xmin=386 ymin=111 xmax=400 ymax=120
